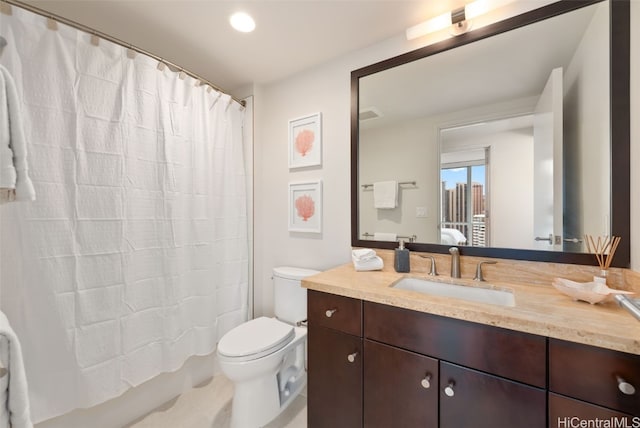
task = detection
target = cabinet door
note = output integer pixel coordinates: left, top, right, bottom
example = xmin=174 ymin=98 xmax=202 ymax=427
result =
xmin=440 ymin=362 xmax=546 ymax=428
xmin=364 ymin=340 xmax=438 ymax=428
xmin=308 ymin=325 xmax=362 ymax=428
xmin=549 ymin=393 xmax=636 ymax=428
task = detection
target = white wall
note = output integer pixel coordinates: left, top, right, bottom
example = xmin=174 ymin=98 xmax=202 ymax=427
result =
xmin=440 ymin=127 xmax=534 ymax=249
xmin=249 ymin=6 xmax=534 ymax=315
xmin=488 ymin=130 xmax=535 ymax=248
xmin=360 ymin=120 xmax=537 ymax=250
xmin=253 ymin=67 xmax=350 ymax=317
xmin=359 ymin=117 xmax=439 ymax=243
xmin=253 ymin=35 xmax=415 ymax=316
xmin=563 ymin=2 xmax=610 ymax=237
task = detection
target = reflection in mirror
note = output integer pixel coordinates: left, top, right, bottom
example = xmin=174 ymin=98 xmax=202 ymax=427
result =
xmin=354 ymin=0 xmax=629 ymax=266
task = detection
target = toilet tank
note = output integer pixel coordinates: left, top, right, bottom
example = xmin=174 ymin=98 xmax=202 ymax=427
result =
xmin=273 ymin=266 xmax=320 ymax=324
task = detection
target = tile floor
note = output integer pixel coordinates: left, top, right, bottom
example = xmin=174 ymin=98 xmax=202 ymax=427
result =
xmin=128 ymin=374 xmax=307 ymax=428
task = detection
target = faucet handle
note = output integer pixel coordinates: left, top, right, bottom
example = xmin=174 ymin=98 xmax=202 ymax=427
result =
xmin=474 ymin=261 xmax=497 ymax=282
xmin=419 ymin=255 xmax=438 ymax=276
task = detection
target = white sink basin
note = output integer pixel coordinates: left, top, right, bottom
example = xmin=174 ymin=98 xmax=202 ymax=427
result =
xmin=392 ymin=277 xmax=515 ymax=307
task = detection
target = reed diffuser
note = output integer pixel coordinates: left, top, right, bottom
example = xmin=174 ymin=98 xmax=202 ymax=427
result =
xmin=584 ymin=234 xmax=621 ymax=281
xmin=552 ymin=235 xmax=631 ymax=303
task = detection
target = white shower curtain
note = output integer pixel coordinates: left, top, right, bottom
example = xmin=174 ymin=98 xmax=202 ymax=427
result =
xmin=0 ymin=8 xmax=249 ymax=423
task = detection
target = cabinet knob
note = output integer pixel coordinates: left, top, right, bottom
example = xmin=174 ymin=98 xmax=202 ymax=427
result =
xmin=420 ymin=374 xmax=431 ymax=389
xmin=616 ymin=376 xmax=636 ymax=395
xmin=347 ymin=352 xmax=358 ymax=363
xmin=444 ymin=381 xmax=455 ymax=397
xmin=325 ymin=309 xmax=337 ymax=318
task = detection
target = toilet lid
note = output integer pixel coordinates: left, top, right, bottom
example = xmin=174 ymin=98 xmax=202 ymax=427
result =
xmin=217 ymin=317 xmax=295 ymax=358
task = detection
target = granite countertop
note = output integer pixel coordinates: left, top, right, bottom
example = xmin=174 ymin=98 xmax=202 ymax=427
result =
xmin=302 ymin=263 xmax=640 ymax=355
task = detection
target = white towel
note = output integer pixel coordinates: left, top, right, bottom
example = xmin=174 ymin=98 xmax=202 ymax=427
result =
xmin=352 ymin=254 xmax=384 ymax=272
xmin=441 ymin=228 xmax=467 ymax=245
xmin=352 ymin=248 xmax=377 ymax=262
xmin=373 ymin=232 xmax=397 ymax=242
xmin=0 ymin=65 xmax=36 ymax=203
xmin=0 ymin=311 xmax=33 ymax=428
xmin=373 ymin=181 xmax=397 ymax=209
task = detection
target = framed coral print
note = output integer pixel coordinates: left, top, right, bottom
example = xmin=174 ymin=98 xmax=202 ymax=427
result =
xmin=288 ymin=113 xmax=322 ymax=169
xmin=288 ymin=180 xmax=322 ymax=233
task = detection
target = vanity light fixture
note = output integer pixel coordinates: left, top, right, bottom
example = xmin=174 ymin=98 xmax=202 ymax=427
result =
xmin=406 ymin=0 xmax=511 ymax=40
xmin=230 ymin=12 xmax=256 ymax=33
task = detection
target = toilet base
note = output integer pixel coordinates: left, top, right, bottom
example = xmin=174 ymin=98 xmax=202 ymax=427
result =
xmin=230 ymin=371 xmax=306 ymax=428
xmin=230 ymin=374 xmax=277 ymax=428
xmin=220 ymin=326 xmax=308 ymax=428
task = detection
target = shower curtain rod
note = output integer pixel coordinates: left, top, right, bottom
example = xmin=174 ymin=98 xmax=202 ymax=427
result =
xmin=0 ymin=0 xmax=246 ymax=107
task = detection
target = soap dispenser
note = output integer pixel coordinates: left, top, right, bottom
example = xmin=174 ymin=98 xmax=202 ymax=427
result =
xmin=394 ymin=239 xmax=410 ymax=273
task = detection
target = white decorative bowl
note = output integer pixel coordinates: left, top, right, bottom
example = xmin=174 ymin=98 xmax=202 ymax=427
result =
xmin=552 ymin=278 xmax=634 ymax=305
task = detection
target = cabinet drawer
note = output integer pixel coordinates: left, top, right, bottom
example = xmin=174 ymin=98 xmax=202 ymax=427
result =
xmin=364 ymin=301 xmax=546 ymax=388
xmin=308 ymin=290 xmax=362 ymax=336
xmin=549 ymin=393 xmax=636 ymax=427
xmin=440 ymin=362 xmax=546 ymax=428
xmin=549 ymin=338 xmax=640 ymax=416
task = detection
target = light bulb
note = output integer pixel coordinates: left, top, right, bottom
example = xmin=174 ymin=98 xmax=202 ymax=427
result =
xmin=230 ymin=12 xmax=255 ymax=33
xmin=406 ymin=0 xmax=516 ymax=40
xmin=406 ymin=11 xmax=451 ymax=40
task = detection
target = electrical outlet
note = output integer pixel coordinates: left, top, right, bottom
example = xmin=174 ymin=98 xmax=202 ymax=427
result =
xmin=416 ymin=207 xmax=428 ymax=218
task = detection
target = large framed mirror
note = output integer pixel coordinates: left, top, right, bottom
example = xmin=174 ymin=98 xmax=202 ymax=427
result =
xmin=351 ymin=0 xmax=629 ymax=267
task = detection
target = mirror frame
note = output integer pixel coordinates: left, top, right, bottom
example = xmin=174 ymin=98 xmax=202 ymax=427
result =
xmin=351 ymin=0 xmax=630 ymax=267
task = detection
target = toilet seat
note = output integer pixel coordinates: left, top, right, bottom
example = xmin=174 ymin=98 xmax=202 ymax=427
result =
xmin=218 ymin=317 xmax=295 ymax=361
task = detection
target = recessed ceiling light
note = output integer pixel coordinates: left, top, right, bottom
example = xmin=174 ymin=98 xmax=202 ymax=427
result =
xmin=230 ymin=12 xmax=255 ymax=33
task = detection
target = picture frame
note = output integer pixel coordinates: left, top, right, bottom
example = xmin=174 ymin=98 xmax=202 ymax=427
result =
xmin=288 ymin=112 xmax=322 ymax=169
xmin=288 ymin=180 xmax=322 ymax=233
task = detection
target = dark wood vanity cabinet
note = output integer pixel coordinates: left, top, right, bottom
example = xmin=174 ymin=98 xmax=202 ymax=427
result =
xmin=364 ymin=301 xmax=546 ymax=428
xmin=549 ymin=338 xmax=640 ymax=420
xmin=307 ymin=290 xmax=363 ymax=428
xmin=307 ymin=290 xmax=639 ymax=427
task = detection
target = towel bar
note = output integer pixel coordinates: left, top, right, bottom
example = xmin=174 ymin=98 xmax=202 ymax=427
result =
xmin=362 ymin=232 xmax=417 ymax=243
xmin=361 ymin=181 xmax=416 ymax=189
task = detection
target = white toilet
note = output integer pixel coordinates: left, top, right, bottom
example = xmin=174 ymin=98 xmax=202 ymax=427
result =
xmin=217 ymin=266 xmax=319 ymax=428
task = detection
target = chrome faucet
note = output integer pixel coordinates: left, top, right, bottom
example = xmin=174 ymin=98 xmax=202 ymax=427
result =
xmin=449 ymin=247 xmax=460 ymax=278
xmin=419 ymin=255 xmax=438 ymax=276
xmin=474 ymin=261 xmax=497 ymax=281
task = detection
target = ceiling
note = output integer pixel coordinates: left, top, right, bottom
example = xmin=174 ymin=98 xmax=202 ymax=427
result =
xmin=358 ymin=2 xmax=600 ymax=131
xmin=23 ymin=0 xmax=475 ymax=94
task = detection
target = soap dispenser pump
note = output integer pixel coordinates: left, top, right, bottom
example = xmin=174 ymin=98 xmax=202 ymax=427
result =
xmin=394 ymin=239 xmax=410 ymax=273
